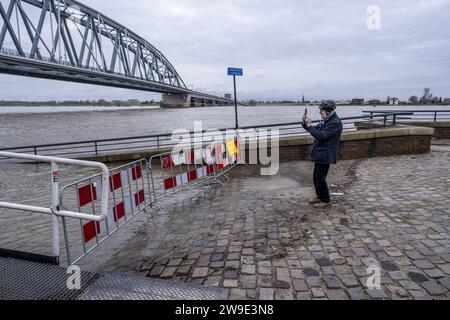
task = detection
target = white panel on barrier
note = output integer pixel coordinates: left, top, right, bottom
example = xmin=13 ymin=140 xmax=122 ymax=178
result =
xmin=124 ymin=196 xmax=133 ymax=215
xmin=120 ymin=169 xmax=130 ymax=186
xmin=181 ymin=173 xmax=189 ymax=184
xmin=197 ymin=168 xmax=204 ymax=178
xmin=175 ymin=175 xmax=182 ymax=186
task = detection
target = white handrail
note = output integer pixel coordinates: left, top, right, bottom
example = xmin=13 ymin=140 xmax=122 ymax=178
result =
xmin=0 ymin=151 xmax=109 ymax=222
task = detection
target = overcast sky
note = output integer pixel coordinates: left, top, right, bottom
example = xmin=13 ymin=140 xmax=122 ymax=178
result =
xmin=1 ymin=0 xmax=449 ymax=101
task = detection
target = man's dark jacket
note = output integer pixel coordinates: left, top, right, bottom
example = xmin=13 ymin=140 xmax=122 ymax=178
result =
xmin=302 ymin=112 xmax=343 ymax=164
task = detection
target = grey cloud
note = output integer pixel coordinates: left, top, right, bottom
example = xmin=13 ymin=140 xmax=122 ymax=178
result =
xmin=0 ymin=0 xmax=449 ymax=101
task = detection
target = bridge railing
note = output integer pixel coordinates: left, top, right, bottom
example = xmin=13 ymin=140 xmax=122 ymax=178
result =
xmin=0 ymin=112 xmax=443 ymax=159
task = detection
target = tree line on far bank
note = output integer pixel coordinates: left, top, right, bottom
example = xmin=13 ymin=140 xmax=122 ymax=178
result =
xmin=245 ymin=88 xmax=449 ymax=106
xmin=0 ymin=99 xmax=159 ymax=107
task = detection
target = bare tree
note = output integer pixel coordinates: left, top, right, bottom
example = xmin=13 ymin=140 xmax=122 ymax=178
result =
xmin=409 ymin=96 xmax=419 ymax=104
xmin=421 ymin=88 xmax=433 ymax=104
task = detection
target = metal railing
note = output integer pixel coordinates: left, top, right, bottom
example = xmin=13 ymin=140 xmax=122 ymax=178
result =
xmin=363 ymin=110 xmax=450 ymax=123
xmin=0 ymin=113 xmax=414 ymax=160
xmin=0 ymin=151 xmax=110 ymax=264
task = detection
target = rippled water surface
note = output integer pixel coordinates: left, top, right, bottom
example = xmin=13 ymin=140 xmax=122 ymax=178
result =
xmin=1 ymin=104 xmax=448 ymax=148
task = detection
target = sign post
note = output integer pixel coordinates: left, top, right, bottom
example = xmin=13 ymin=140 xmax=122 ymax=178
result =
xmin=227 ymin=67 xmax=243 ymax=130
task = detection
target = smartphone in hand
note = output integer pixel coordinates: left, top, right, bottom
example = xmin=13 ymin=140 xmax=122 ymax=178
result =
xmin=302 ymin=108 xmax=308 ymax=124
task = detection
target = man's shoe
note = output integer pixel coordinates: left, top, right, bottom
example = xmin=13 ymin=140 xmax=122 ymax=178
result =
xmin=313 ymin=201 xmax=331 ymax=209
xmin=308 ymin=198 xmax=322 ymax=205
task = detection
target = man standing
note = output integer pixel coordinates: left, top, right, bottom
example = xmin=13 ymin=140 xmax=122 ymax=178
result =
xmin=302 ymin=100 xmax=343 ymax=208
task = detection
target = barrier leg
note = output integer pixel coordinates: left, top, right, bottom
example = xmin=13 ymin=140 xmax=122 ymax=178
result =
xmin=51 ymin=161 xmax=60 ymax=263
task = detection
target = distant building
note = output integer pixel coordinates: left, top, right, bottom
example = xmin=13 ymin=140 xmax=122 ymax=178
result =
xmin=368 ymin=99 xmax=382 ymax=105
xmin=443 ymin=98 xmax=450 ymax=105
xmin=389 ymin=97 xmax=400 ymax=105
xmin=248 ymin=100 xmax=257 ymax=106
xmin=224 ymin=93 xmax=232 ymax=99
xmin=351 ymin=98 xmax=365 ymax=105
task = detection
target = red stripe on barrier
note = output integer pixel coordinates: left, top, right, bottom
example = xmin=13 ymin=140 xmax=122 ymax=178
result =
xmin=113 ymin=202 xmax=125 ymax=221
xmin=78 ymin=184 xmax=97 ymax=207
xmin=134 ymin=189 xmax=145 ymax=206
xmin=209 ymin=164 xmax=214 ymax=174
xmin=131 ymin=164 xmax=142 ymax=181
xmin=162 ymin=156 xmax=173 ymax=169
xmin=109 ymin=172 xmax=122 ymax=191
xmin=188 ymin=170 xmax=198 ymax=182
xmin=83 ymin=221 xmax=100 ymax=243
xmin=164 ymin=177 xmax=175 ymax=190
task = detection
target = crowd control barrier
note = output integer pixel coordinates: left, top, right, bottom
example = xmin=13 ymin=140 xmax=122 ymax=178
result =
xmin=60 ymin=159 xmax=151 ymax=265
xmin=149 ymin=136 xmax=241 ymax=203
xmin=0 ymin=136 xmax=242 ymax=265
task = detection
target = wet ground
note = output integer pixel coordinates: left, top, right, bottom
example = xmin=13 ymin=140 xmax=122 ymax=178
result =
xmin=1 ymin=146 xmax=450 ymax=300
xmin=77 ymin=149 xmax=449 ymax=300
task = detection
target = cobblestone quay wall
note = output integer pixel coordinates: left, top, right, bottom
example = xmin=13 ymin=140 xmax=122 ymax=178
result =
xmin=244 ymin=126 xmax=434 ymax=163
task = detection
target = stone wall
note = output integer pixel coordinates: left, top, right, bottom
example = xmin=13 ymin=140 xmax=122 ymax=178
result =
xmin=355 ymin=121 xmax=450 ymax=139
xmin=82 ymin=126 xmax=434 ymax=164
xmin=244 ymin=126 xmax=434 ymax=163
xmin=403 ymin=122 xmax=450 ymax=140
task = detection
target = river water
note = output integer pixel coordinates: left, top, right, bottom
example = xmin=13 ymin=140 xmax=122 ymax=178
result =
xmin=0 ymin=104 xmax=448 ymax=148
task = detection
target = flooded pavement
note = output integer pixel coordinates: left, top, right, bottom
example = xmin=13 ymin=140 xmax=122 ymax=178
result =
xmin=65 ymin=152 xmax=449 ymax=300
xmin=0 ymin=161 xmax=106 ymax=259
xmin=1 ymin=137 xmax=450 ymax=299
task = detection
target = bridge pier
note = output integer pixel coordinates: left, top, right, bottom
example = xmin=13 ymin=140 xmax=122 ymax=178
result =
xmin=162 ymin=94 xmax=232 ymax=108
xmin=161 ymin=94 xmax=189 ymax=108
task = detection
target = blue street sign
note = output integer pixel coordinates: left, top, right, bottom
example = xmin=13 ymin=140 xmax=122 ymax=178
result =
xmin=227 ymin=67 xmax=243 ymax=76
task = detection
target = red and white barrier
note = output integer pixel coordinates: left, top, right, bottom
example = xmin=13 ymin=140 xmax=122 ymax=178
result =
xmin=75 ymin=161 xmax=146 ymax=244
xmin=159 ymin=137 xmax=240 ymax=192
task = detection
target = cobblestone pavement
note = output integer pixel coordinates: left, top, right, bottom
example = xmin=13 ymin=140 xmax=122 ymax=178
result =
xmin=1 ymin=149 xmax=449 ymax=300
xmin=93 ymin=149 xmax=450 ymax=300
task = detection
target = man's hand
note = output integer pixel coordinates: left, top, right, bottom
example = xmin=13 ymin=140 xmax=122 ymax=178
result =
xmin=302 ymin=115 xmax=312 ymax=127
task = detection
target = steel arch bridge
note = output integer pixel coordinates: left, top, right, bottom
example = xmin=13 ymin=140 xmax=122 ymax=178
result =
xmin=0 ymin=0 xmax=230 ymax=104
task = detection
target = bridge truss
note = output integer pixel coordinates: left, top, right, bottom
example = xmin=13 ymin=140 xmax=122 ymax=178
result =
xmin=0 ymin=0 xmax=193 ymax=94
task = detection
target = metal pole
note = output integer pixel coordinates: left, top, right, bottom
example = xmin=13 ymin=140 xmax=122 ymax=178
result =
xmin=51 ymin=161 xmax=60 ymax=263
xmin=233 ymin=75 xmax=239 ymax=130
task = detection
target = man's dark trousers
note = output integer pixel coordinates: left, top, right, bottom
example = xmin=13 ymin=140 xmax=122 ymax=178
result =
xmin=313 ymin=162 xmax=330 ymax=203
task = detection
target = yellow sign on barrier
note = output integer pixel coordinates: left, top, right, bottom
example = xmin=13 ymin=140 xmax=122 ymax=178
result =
xmin=226 ymin=139 xmax=238 ymax=157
